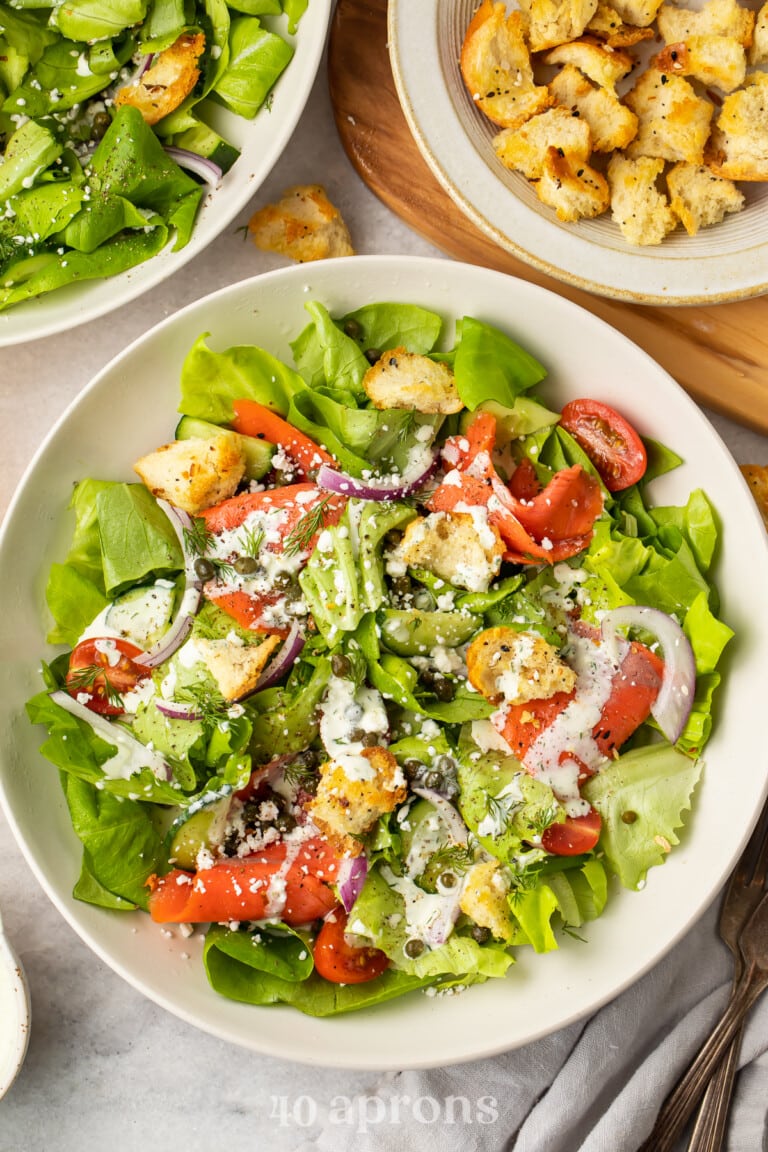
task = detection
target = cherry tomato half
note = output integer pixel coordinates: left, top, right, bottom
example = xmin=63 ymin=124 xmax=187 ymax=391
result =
xmin=313 ymin=908 xmax=390 ymax=985
xmin=66 ymin=637 xmax=149 ymax=715
xmin=560 ymin=399 xmax=647 ymax=492
xmin=541 ymin=807 xmax=602 ymax=857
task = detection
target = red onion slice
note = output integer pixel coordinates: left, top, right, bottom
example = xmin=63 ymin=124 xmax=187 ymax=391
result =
xmin=336 ymin=856 xmax=368 ymax=913
xmin=156 ymin=700 xmax=203 ymax=722
xmin=249 ymin=622 xmax=306 ymax=695
xmin=600 ymin=605 xmax=696 ymax=744
xmin=411 ymin=786 xmax=469 ymax=847
xmin=163 ymin=146 xmax=223 ymax=187
xmin=316 ymin=447 xmax=439 ymax=502
xmin=135 ymin=499 xmax=202 ymax=669
xmin=50 ymin=690 xmax=173 ymax=782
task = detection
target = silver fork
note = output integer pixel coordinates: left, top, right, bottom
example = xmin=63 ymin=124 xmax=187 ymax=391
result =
xmin=637 ymin=798 xmax=768 ymax=1152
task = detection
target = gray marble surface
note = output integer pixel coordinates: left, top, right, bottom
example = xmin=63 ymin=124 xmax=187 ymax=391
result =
xmin=0 ymin=44 xmax=766 ymax=1152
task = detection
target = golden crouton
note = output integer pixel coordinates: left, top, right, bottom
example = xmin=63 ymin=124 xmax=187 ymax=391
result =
xmin=750 ymin=1 xmax=768 ymax=63
xmin=740 ymin=465 xmax=768 ymax=531
xmin=543 ymin=36 xmax=636 ymax=89
xmin=466 ymin=627 xmax=577 ymax=705
xmin=134 ymin=434 xmax=246 ymax=515
xmin=362 ymin=348 xmax=462 ymax=414
xmin=308 ymin=747 xmax=407 ymax=857
xmin=493 ymin=106 xmax=593 ymax=179
xmin=549 ymin=65 xmax=639 ymax=151
xmin=654 ymin=36 xmax=747 ymax=92
xmin=625 ymin=69 xmax=714 ymax=163
xmin=657 ymin=0 xmax=755 ymax=46
xmin=706 ymin=72 xmax=768 ymax=180
xmin=460 ymin=0 xmax=553 ymax=129
xmin=666 ymin=162 xmax=744 ymax=234
xmin=608 ymin=154 xmax=679 ymax=244
xmin=459 ymin=860 xmax=513 ymax=941
xmin=192 ymin=635 xmax=281 ymax=702
xmin=536 ymin=146 xmax=611 ymax=221
xmin=115 ymin=33 xmax=204 ymax=126
xmin=518 ymin=0 xmax=600 ymax=50
xmin=586 ymin=3 xmax=655 ymax=46
xmin=394 ymin=511 xmax=505 ymax=593
xmin=604 ymin=0 xmax=663 ymax=26
xmin=248 ymin=184 xmax=354 ymax=263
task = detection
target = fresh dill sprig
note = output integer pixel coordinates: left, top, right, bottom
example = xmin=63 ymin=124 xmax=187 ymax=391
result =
xmin=284 ymin=495 xmax=333 ymax=556
xmin=238 ymin=523 xmax=265 ymax=559
xmin=283 ymin=758 xmax=320 ymax=790
xmin=396 ymin=409 xmax=419 ymax=442
xmin=174 ymin=681 xmax=230 ymax=727
xmin=66 ymin=664 xmax=123 ymax=709
xmin=484 ymin=789 xmax=522 ymax=831
xmin=429 ymin=843 xmax=475 ymax=874
xmin=529 ymin=802 xmax=563 ymax=839
xmin=184 ymin=517 xmax=213 ymax=557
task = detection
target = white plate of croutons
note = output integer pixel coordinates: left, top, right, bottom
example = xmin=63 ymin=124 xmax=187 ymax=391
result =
xmin=388 ymin=0 xmax=768 ymax=303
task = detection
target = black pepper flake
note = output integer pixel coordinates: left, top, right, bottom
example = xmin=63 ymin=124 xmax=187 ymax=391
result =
xmin=661 ymin=74 xmax=668 ymax=84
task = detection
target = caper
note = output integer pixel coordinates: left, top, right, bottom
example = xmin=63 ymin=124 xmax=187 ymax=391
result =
xmin=194 ymin=557 xmax=216 ymax=581
xmin=273 ymin=572 xmax=294 ymax=589
xmin=390 ymin=574 xmax=413 ymax=599
xmin=423 ymin=770 xmax=443 ymax=790
xmin=361 ymin=732 xmax=379 ymax=748
xmin=403 ymin=758 xmax=423 ymax=781
xmin=234 ymin=555 xmax=260 ymax=576
xmin=438 ymin=871 xmax=457 ymax=890
xmin=471 ymin=925 xmax=491 ymax=945
xmin=293 ymin=749 xmax=319 ymax=770
xmin=331 ymin=653 xmax=352 ymax=677
xmin=91 ymin=111 xmax=112 ymax=140
xmin=275 ymin=811 xmax=296 ymax=834
xmin=343 ymin=318 xmax=362 ymax=339
xmin=435 ymin=754 xmax=456 ymax=775
xmin=404 ymin=938 xmax=425 ymax=958
xmin=364 ymin=348 xmax=380 ymax=365
xmin=431 ymin=677 xmax=455 ymax=702
xmin=621 ymin=810 xmax=638 ymax=824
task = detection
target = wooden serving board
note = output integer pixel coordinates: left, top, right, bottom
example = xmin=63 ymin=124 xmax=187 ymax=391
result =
xmin=328 ymin=0 xmax=768 ymax=435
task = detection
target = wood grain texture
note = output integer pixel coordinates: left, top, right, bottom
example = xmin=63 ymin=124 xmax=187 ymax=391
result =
xmin=328 ymin=0 xmax=768 ymax=434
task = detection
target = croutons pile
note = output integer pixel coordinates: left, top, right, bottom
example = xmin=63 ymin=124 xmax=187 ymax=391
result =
xmin=461 ymin=0 xmax=768 ymax=244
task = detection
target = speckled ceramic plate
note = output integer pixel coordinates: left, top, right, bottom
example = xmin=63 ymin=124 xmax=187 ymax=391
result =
xmin=0 ymin=2 xmax=331 ymax=347
xmin=388 ymin=0 xmax=768 ymax=304
xmin=1 ymin=258 xmax=767 ymax=1068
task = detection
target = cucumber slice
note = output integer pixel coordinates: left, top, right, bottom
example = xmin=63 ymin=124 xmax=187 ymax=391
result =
xmin=168 ymin=786 xmax=233 ymax=870
xmin=170 ymin=123 xmax=240 ymax=175
xmin=175 ymin=415 xmax=275 ymax=481
xmin=379 ymin=610 xmax=481 ymax=657
xmin=105 ymin=583 xmax=175 ymax=648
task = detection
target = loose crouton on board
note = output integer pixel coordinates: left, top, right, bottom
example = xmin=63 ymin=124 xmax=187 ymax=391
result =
xmin=308 ymin=747 xmax=407 ymax=857
xmin=654 ymin=36 xmax=747 ymax=92
xmin=608 ymin=154 xmax=678 ymax=244
xmin=625 ymin=68 xmax=714 ymax=163
xmin=363 ymin=348 xmax=462 ymax=414
xmin=706 ymin=72 xmax=768 ymax=180
xmin=116 ymin=33 xmax=205 ymax=126
xmin=134 ymin=434 xmax=246 ymax=515
xmin=549 ymin=64 xmax=639 ymax=151
xmin=740 ymin=465 xmax=768 ymax=531
xmin=248 ymin=184 xmax=354 ymax=262
xmin=460 ymin=0 xmax=553 ymax=128
xmin=666 ymin=162 xmax=744 ymax=234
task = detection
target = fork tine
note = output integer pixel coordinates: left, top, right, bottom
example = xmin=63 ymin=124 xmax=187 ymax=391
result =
xmin=738 ymin=797 xmax=768 ymax=888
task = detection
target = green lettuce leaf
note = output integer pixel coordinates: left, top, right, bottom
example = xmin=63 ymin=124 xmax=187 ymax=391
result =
xmin=453 ymin=316 xmax=546 ymax=410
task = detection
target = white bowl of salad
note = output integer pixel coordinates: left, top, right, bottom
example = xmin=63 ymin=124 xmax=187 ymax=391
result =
xmin=2 ymin=256 xmax=767 ymax=1070
xmin=0 ymin=0 xmax=330 ymax=345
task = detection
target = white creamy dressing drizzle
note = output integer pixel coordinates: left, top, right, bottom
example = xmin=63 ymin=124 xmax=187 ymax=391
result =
xmin=319 ymin=676 xmax=389 ymax=780
xmin=264 ymin=839 xmax=302 ymax=919
xmin=380 ymin=864 xmax=460 ymax=950
xmin=522 ymin=629 xmax=630 ymax=816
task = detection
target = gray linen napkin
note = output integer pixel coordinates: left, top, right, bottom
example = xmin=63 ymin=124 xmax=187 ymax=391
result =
xmin=299 ymin=899 xmax=768 ymax=1152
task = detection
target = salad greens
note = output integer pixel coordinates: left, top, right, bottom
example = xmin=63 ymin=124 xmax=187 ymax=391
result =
xmin=0 ymin=1 xmax=303 ymax=311
xmin=27 ymin=298 xmax=734 ymax=1016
